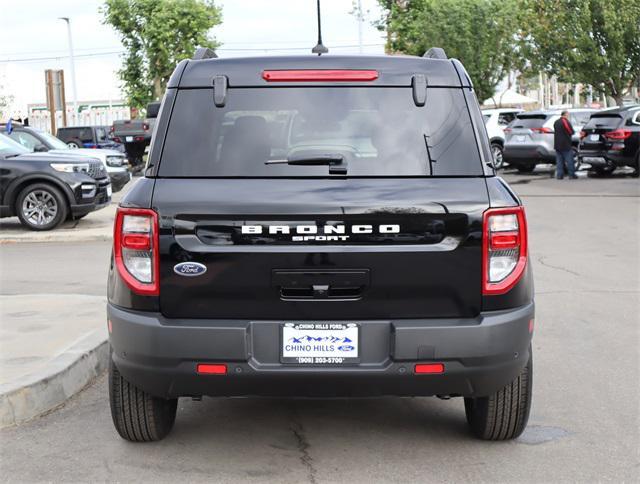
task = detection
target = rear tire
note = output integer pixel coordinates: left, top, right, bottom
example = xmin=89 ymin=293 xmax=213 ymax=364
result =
xmin=464 ymin=350 xmax=532 ymax=440
xmin=109 ymin=357 xmax=177 ymax=442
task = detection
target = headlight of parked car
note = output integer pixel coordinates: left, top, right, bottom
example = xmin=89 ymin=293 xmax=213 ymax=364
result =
xmin=106 ymin=156 xmax=126 ymax=167
xmin=50 ymin=163 xmax=90 ymax=173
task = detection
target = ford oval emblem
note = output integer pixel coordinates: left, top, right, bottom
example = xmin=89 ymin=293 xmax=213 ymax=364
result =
xmin=338 ymin=345 xmax=355 ymax=352
xmin=173 ymin=262 xmax=207 ymax=277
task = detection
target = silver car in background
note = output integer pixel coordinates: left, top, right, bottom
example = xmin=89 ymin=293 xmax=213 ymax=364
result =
xmin=503 ymin=108 xmax=596 ymax=172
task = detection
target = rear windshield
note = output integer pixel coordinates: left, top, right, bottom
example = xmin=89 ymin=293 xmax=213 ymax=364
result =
xmin=584 ymin=114 xmax=622 ymax=130
xmin=570 ymin=111 xmax=595 ymax=126
xmin=511 ymin=115 xmax=548 ymax=128
xmin=158 ymin=87 xmax=483 ymax=177
xmin=57 ymin=127 xmax=94 ymax=142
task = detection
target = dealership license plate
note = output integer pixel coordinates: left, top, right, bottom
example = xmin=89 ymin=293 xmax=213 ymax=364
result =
xmin=125 ymin=136 xmax=133 ymax=142
xmin=107 ymin=185 xmax=112 ymax=197
xmin=281 ymin=323 xmax=359 ymax=364
xmin=589 ymin=134 xmax=600 ymax=142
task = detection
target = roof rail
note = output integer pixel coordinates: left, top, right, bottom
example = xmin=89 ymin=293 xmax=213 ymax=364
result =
xmin=192 ymin=47 xmax=218 ymax=60
xmin=423 ymin=47 xmax=447 ymax=60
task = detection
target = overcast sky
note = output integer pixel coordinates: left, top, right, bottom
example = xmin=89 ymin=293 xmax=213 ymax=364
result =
xmin=0 ymin=0 xmax=386 ymax=114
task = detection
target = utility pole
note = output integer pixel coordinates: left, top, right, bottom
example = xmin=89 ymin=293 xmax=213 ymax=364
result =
xmin=357 ymin=0 xmax=364 ymax=54
xmin=59 ymin=17 xmax=78 ymax=125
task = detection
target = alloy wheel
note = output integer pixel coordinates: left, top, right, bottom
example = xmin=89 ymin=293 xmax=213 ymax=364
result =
xmin=491 ymin=145 xmax=504 ymax=169
xmin=21 ymin=189 xmax=58 ymax=226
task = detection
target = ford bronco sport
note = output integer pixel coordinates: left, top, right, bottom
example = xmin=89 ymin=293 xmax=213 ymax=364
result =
xmin=107 ymin=48 xmax=534 ymax=442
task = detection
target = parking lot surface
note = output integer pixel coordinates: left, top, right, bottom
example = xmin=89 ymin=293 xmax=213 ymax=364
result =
xmin=0 ymin=171 xmax=638 ymax=482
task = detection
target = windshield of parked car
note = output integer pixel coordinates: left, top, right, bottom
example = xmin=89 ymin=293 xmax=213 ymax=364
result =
xmin=39 ymin=130 xmax=71 ymax=149
xmin=0 ymin=133 xmax=30 ymax=157
xmin=511 ymin=115 xmax=548 ymax=129
xmin=159 ymin=87 xmax=484 ymax=177
xmin=583 ymin=114 xmax=622 ymax=130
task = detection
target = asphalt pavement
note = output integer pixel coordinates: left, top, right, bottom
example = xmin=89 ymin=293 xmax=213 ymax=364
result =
xmin=0 ymin=169 xmax=638 ymax=482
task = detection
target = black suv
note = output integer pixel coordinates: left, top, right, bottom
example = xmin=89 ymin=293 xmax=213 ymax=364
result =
xmin=0 ymin=133 xmax=111 ymax=230
xmin=107 ymin=49 xmax=534 ymax=442
xmin=56 ymin=125 xmax=121 ymax=150
xmin=578 ymin=105 xmax=640 ymax=176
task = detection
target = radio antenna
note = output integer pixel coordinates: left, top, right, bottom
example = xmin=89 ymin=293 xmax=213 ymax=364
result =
xmin=311 ymin=0 xmax=329 ymax=55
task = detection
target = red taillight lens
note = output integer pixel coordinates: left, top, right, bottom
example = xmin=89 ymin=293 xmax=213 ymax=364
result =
xmin=113 ymin=207 xmax=159 ymax=296
xmin=113 ymin=137 xmax=121 ymax=143
xmin=414 ymin=363 xmax=445 ymax=374
xmin=604 ymin=129 xmax=631 ymax=140
xmin=197 ymin=364 xmax=227 ymax=375
xmin=134 ymin=136 xmax=145 ymax=142
xmin=531 ymin=127 xmax=553 ymax=134
xmin=504 ymin=128 xmax=512 ymax=134
xmin=262 ymin=69 xmax=379 ymax=82
xmin=580 ymin=130 xmax=587 ymax=139
xmin=482 ymin=206 xmax=528 ymax=295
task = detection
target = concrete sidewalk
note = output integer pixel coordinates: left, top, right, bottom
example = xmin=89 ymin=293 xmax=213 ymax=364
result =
xmin=0 ymin=294 xmax=108 ymax=427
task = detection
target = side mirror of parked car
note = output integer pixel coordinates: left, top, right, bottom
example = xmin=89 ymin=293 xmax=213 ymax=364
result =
xmin=146 ymin=102 xmax=161 ymax=119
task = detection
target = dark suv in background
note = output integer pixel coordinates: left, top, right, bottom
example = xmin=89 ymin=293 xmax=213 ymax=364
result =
xmin=0 ymin=133 xmax=111 ymax=230
xmin=56 ymin=125 xmax=122 ymax=151
xmin=578 ymin=105 xmax=640 ymax=176
xmin=107 ymin=48 xmax=534 ymax=442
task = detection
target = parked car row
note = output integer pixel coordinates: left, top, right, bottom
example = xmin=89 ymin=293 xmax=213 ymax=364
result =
xmin=2 ymin=123 xmax=131 ymax=192
xmin=483 ymin=105 xmax=640 ymax=176
xmin=0 ymin=133 xmax=112 ymax=230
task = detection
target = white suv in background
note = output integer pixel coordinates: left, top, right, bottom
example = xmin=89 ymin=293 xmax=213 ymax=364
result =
xmin=482 ymin=108 xmax=523 ymax=169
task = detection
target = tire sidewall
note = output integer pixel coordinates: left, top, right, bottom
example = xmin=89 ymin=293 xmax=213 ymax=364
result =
xmin=16 ymin=183 xmax=68 ymax=231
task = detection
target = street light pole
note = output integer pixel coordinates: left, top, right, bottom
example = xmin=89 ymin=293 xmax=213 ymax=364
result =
xmin=59 ymin=17 xmax=78 ymax=125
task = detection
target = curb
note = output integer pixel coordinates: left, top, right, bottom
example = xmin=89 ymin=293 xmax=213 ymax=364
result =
xmin=0 ymin=329 xmax=109 ymax=428
xmin=0 ymin=233 xmax=112 ymax=244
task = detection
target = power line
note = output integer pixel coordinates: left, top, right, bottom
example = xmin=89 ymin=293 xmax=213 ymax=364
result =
xmin=0 ymin=43 xmax=385 ymax=64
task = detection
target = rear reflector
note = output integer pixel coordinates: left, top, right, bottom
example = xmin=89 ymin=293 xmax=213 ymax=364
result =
xmin=262 ymin=69 xmax=379 ymax=82
xmin=196 ymin=364 xmax=227 ymax=375
xmin=414 ymin=363 xmax=445 ymax=374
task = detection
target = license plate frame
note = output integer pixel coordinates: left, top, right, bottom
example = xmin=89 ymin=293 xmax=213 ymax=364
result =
xmin=589 ymin=134 xmax=600 ymax=142
xmin=280 ymin=322 xmax=360 ymax=365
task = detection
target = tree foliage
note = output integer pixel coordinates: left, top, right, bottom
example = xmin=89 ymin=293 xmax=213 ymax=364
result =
xmin=102 ymin=0 xmax=222 ymax=110
xmin=376 ymin=0 xmax=525 ymax=102
xmin=522 ymin=0 xmax=640 ymax=105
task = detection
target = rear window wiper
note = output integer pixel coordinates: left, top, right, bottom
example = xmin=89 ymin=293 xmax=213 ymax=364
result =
xmin=265 ymin=153 xmax=347 ymax=174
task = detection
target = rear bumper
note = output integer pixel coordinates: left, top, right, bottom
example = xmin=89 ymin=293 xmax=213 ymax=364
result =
xmin=503 ymin=145 xmax=555 ymax=164
xmin=108 ymin=302 xmax=534 ymax=399
xmin=578 ymin=150 xmax=634 ymax=169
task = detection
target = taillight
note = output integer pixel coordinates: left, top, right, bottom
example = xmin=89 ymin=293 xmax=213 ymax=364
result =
xmin=579 ymin=130 xmax=587 ymax=139
xmin=113 ymin=137 xmax=121 ymax=143
xmin=262 ymin=69 xmax=379 ymax=82
xmin=531 ymin=127 xmax=553 ymax=134
xmin=604 ymin=129 xmax=631 ymax=141
xmin=113 ymin=207 xmax=159 ymax=295
xmin=504 ymin=128 xmax=512 ymax=134
xmin=482 ymin=206 xmax=528 ymax=295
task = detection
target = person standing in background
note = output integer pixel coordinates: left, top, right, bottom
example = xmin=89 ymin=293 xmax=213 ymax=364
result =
xmin=553 ymin=111 xmax=577 ymax=179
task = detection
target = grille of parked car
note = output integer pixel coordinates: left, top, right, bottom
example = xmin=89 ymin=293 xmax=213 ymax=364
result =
xmin=87 ymin=161 xmax=108 ymax=180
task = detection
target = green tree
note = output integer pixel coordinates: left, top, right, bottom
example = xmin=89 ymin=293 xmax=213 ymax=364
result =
xmin=102 ymin=0 xmax=222 ymax=110
xmin=522 ymin=0 xmax=640 ymax=106
xmin=375 ymin=0 xmax=525 ymax=102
